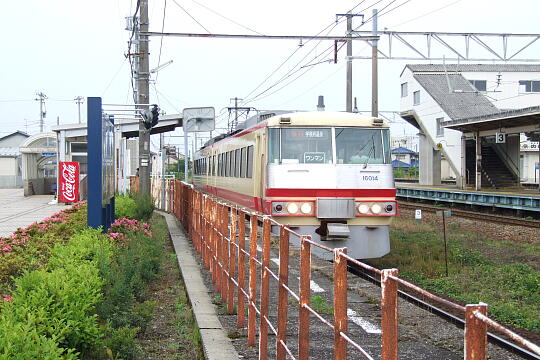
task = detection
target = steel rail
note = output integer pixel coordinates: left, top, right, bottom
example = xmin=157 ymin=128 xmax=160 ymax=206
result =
xmin=348 ymin=263 xmax=540 ymax=360
xmin=399 ymin=201 xmax=540 ymax=227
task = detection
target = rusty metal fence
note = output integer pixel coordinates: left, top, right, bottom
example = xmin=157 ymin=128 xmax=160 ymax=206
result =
xmin=168 ymin=180 xmax=540 ymax=360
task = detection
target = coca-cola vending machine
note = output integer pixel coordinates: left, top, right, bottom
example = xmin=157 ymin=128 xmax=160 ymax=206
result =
xmin=59 ymin=161 xmax=80 ymax=203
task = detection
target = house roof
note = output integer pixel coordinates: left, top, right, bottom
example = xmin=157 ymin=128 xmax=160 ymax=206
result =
xmin=392 ymin=159 xmax=411 ymax=168
xmin=413 ymin=73 xmax=499 ymax=120
xmin=0 ymin=131 xmax=29 ymax=142
xmin=406 ymin=64 xmax=540 ymax=73
xmin=391 ymin=147 xmax=417 ymax=154
xmin=0 ymin=147 xmax=20 ymax=157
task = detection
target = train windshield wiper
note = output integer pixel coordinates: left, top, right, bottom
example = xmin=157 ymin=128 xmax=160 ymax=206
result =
xmin=363 ymin=135 xmax=376 ymax=168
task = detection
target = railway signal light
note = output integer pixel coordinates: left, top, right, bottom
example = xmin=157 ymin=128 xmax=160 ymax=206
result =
xmin=142 ymin=104 xmax=160 ymax=129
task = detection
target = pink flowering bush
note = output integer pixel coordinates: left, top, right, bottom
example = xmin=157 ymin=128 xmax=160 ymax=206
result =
xmin=0 ymin=202 xmax=88 ymax=292
xmin=107 ymin=217 xmax=152 ymax=247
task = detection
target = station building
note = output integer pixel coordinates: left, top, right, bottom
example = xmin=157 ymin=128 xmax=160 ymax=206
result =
xmin=0 ymin=131 xmax=29 ymax=188
xmin=400 ymin=64 xmax=540 ymax=189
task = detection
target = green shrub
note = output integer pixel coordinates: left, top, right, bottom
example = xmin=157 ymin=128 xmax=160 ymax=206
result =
xmin=131 ymin=193 xmax=154 ymax=221
xmin=8 ymin=263 xmax=104 ymax=352
xmin=47 ymin=228 xmax=114 ymax=271
xmin=115 ymin=194 xmax=137 ymax=219
xmin=101 ymin=325 xmax=140 ymax=360
xmin=0 ymin=314 xmax=77 ymax=360
xmin=97 ymin=230 xmax=163 ymax=330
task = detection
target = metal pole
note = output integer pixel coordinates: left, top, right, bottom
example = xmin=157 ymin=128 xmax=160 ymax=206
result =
xmin=161 ymin=133 xmax=166 ymax=210
xmin=443 ymin=210 xmax=448 ymax=277
xmin=346 ymin=12 xmax=353 ymax=112
xmin=138 ymin=0 xmax=151 ymax=195
xmin=184 ymin=130 xmax=189 ymax=182
xmin=371 ymin=9 xmax=378 ymax=117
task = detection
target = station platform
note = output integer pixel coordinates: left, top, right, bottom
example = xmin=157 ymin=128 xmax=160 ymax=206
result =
xmin=396 ymin=183 xmax=540 ymax=213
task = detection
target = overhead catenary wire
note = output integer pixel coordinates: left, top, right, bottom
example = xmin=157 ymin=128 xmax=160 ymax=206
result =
xmin=154 ymin=0 xmax=168 ymax=84
xmin=170 ymin=0 xmax=210 ymax=33
xmin=240 ymin=0 xmax=411 ymax=106
xmin=188 ymin=0 xmax=264 ymax=35
xmin=240 ymin=0 xmax=371 ymax=105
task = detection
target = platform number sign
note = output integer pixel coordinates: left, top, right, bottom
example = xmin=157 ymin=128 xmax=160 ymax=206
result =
xmin=496 ymin=132 xmax=506 ymax=144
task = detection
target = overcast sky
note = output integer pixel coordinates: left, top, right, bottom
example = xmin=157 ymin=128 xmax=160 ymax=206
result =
xmin=2 ymin=0 xmax=540 ymax=149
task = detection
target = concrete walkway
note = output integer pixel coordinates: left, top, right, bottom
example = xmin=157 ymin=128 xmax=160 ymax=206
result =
xmin=161 ymin=212 xmax=239 ymax=360
xmin=0 ymin=189 xmax=69 ymax=237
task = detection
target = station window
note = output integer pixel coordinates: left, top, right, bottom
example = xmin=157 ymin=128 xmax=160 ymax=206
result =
xmin=519 ymin=80 xmax=540 ymax=92
xmin=400 ymin=82 xmax=408 ymax=97
xmin=413 ymin=90 xmax=420 ymax=105
xmin=436 ymin=117 xmax=445 ymax=137
xmin=469 ymin=80 xmax=487 ymax=92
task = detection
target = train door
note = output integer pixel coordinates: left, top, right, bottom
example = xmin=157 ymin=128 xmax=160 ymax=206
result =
xmin=254 ymin=134 xmax=265 ymax=211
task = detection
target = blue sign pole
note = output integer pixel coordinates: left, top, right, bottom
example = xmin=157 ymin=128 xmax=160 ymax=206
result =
xmin=87 ymin=97 xmax=115 ymax=231
xmin=88 ymin=97 xmax=103 ymax=229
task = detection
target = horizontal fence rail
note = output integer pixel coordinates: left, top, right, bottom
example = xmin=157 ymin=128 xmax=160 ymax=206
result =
xmin=168 ymin=179 xmax=540 ymax=360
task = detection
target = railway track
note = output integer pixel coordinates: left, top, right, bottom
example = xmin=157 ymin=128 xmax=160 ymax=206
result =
xmin=398 ymin=201 xmax=540 ymax=228
xmin=347 ymin=262 xmax=540 ymax=360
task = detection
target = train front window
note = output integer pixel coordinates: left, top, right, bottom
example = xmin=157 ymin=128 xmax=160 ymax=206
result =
xmin=269 ymin=128 xmax=332 ymax=164
xmin=335 ymin=128 xmax=389 ymax=164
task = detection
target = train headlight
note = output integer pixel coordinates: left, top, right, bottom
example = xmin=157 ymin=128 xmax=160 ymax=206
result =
xmin=286 ymin=202 xmax=299 ymax=214
xmin=357 ymin=203 xmax=370 ymax=214
xmin=371 ymin=203 xmax=382 ymax=214
xmin=300 ymin=202 xmax=313 ymax=214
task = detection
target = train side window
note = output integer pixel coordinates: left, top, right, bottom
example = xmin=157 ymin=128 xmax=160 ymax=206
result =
xmin=231 ymin=150 xmax=236 ymax=177
xmin=246 ymin=145 xmax=253 ymax=178
xmin=230 ymin=151 xmax=234 ymax=177
xmin=235 ymin=149 xmax=241 ymax=177
xmin=212 ymin=155 xmax=216 ymax=176
xmin=218 ymin=153 xmax=222 ymax=176
xmin=240 ymin=147 xmax=246 ymax=178
xmin=225 ymin=152 xmax=230 ymax=177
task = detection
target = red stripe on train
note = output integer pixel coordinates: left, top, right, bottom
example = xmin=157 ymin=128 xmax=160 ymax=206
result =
xmin=201 ymin=185 xmax=263 ymax=212
xmin=265 ymin=188 xmax=397 ymax=198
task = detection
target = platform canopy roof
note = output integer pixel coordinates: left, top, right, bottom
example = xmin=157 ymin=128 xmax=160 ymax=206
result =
xmin=51 ymin=114 xmax=183 ymax=139
xmin=442 ymin=106 xmax=540 ymax=138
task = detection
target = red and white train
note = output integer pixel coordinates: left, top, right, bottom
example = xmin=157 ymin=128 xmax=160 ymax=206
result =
xmin=192 ymin=111 xmax=397 ymax=259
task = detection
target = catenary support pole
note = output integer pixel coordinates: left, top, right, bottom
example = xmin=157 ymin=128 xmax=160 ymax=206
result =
xmin=138 ymin=0 xmax=151 ymax=195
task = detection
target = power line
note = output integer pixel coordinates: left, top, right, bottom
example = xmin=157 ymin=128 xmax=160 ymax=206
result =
xmin=155 ymin=0 xmax=168 ymax=84
xmin=389 ymin=0 xmax=463 ymax=29
xmin=188 ymin=0 xmax=263 ymax=35
xmin=170 ymin=0 xmax=210 ymax=33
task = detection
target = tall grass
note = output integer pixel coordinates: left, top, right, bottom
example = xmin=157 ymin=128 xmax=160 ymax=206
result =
xmin=369 ymin=216 xmax=540 ymax=331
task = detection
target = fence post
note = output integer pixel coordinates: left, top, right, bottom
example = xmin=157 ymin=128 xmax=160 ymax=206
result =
xmin=202 ymin=197 xmax=209 ymax=266
xmin=259 ymin=218 xmax=271 ymax=359
xmin=298 ymin=236 xmax=311 ymax=360
xmin=247 ymin=215 xmax=258 ymax=346
xmin=381 ymin=268 xmax=399 ymax=360
xmin=212 ymin=201 xmax=218 ymax=285
xmin=227 ymin=208 xmax=237 ymax=314
xmin=276 ymin=226 xmax=289 ymax=360
xmin=334 ymin=248 xmax=348 ymax=360
xmin=465 ymin=303 xmax=488 ymax=360
xmin=220 ymin=204 xmax=228 ymax=301
xmin=237 ymin=211 xmax=246 ymax=328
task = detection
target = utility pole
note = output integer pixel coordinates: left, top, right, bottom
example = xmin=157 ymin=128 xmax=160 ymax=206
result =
xmin=336 ymin=12 xmax=363 ymax=112
xmin=227 ymin=97 xmax=253 ymax=133
xmin=35 ymin=92 xmax=47 ymax=133
xmin=371 ymin=8 xmax=378 ymax=117
xmin=137 ymin=0 xmax=151 ymax=195
xmin=346 ymin=12 xmax=353 ymax=112
xmin=74 ymin=96 xmax=84 ymax=124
